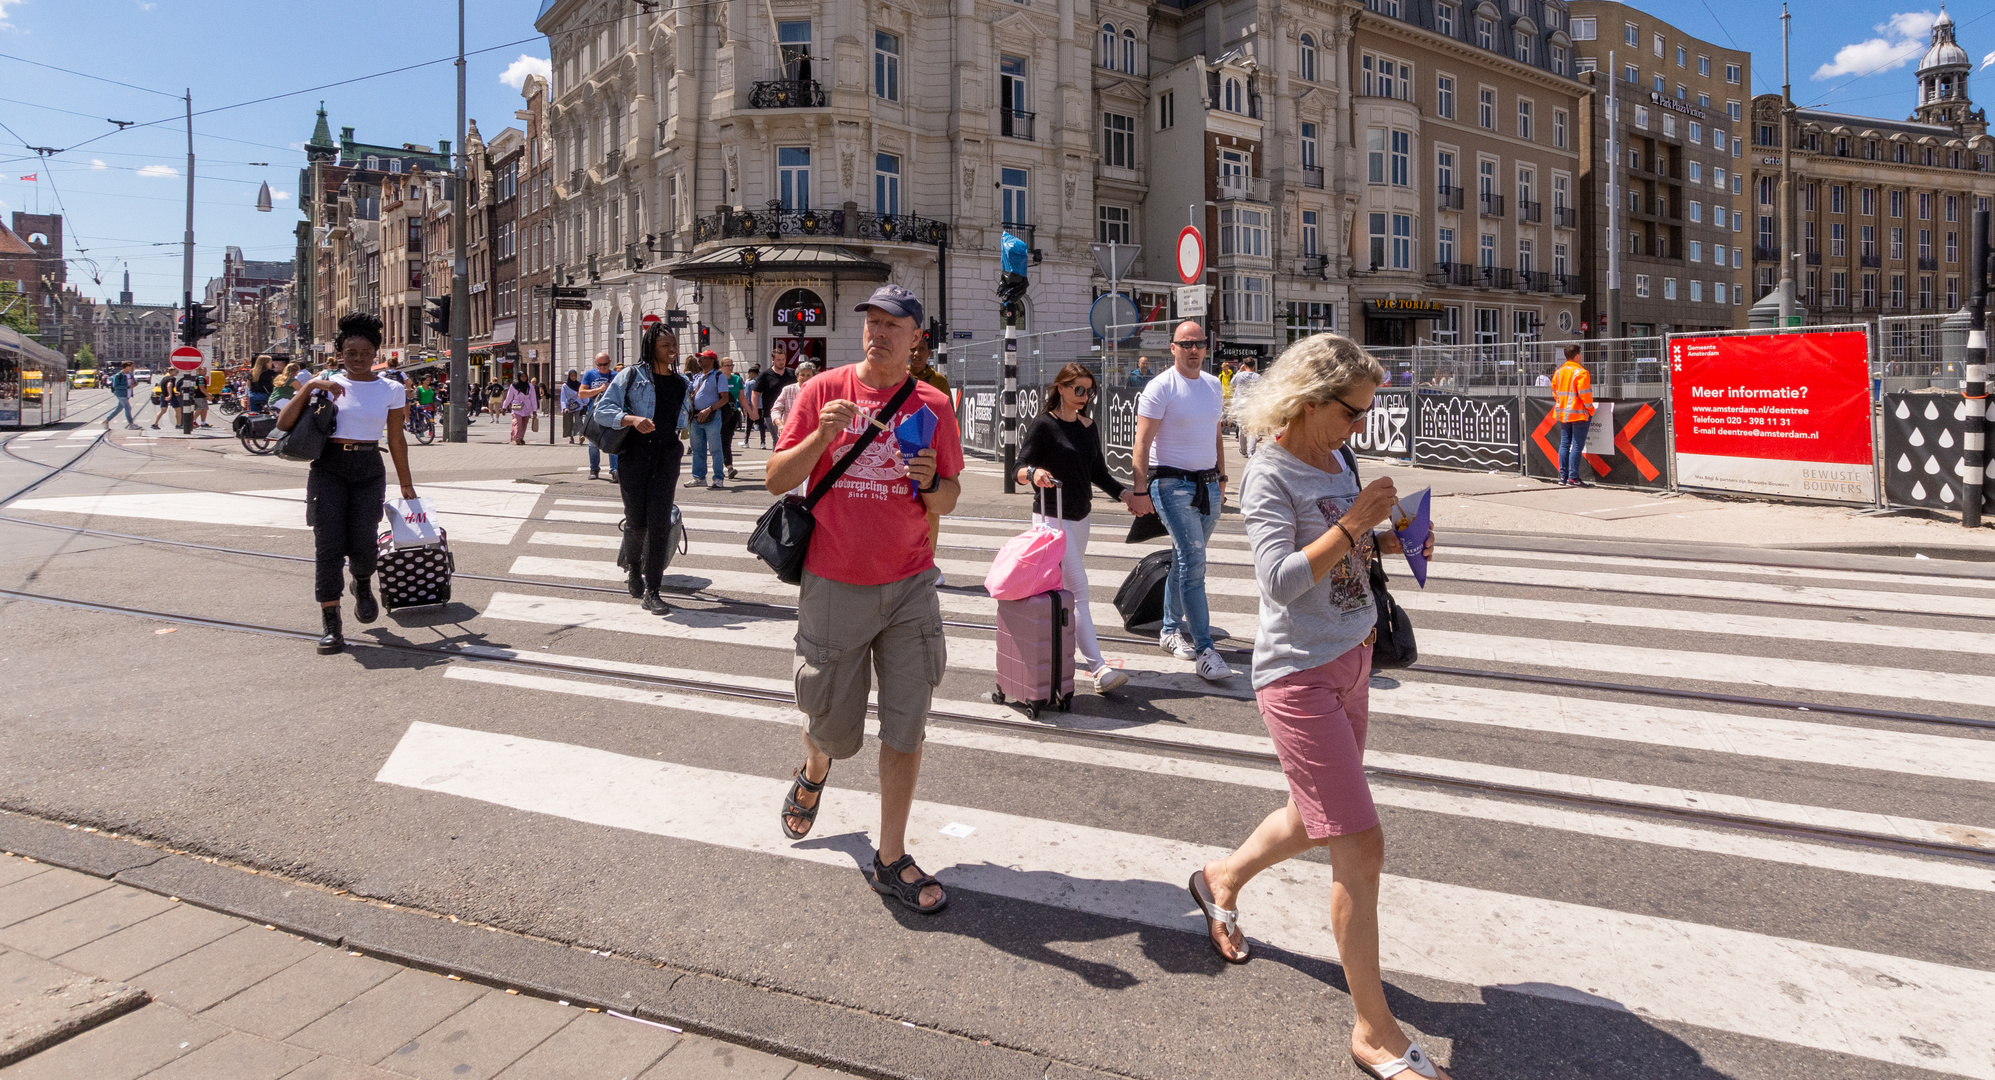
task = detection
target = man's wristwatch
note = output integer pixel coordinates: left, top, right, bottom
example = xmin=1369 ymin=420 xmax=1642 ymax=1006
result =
xmin=921 ymin=475 xmax=941 ymax=494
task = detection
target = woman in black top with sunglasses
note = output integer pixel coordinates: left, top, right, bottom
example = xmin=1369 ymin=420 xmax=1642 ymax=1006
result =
xmin=1014 ymin=362 xmax=1140 ymax=693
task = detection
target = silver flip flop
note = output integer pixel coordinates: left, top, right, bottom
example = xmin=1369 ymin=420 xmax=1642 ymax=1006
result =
xmin=1352 ymin=1041 xmax=1441 ymax=1079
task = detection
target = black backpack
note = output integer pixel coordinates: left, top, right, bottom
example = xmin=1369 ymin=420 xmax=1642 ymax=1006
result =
xmin=1112 ymin=549 xmax=1173 ymax=632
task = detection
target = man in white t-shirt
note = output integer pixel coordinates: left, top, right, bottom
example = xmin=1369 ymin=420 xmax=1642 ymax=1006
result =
xmin=1127 ymin=320 xmax=1230 ymax=682
xmin=1230 ymin=358 xmax=1262 ymax=458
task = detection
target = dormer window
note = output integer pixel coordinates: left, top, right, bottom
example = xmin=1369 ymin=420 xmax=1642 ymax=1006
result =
xmin=1222 ymin=76 xmax=1244 ymax=113
xmin=365 ymin=155 xmax=380 ymax=171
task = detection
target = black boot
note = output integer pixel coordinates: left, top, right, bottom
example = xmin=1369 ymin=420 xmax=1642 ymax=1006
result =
xmin=627 ymin=565 xmax=644 ymax=599
xmin=351 ymin=575 xmax=379 ymax=623
xmin=641 ymin=588 xmax=672 ymax=615
xmin=317 ymin=606 xmax=345 ymax=654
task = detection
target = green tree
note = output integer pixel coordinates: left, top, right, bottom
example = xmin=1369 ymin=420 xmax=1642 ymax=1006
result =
xmin=72 ymin=343 xmax=97 ymax=372
xmin=0 ymin=281 xmax=36 ymax=336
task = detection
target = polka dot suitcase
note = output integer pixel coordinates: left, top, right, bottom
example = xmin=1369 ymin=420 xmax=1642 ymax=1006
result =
xmin=376 ymin=527 xmax=455 ymax=612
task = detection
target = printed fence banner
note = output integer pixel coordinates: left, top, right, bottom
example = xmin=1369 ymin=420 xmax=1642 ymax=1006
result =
xmin=1523 ymin=397 xmax=1669 ymax=489
xmin=1882 ymin=392 xmax=1976 ymax=510
xmin=1101 ymin=384 xmax=1141 ymax=484
xmin=1668 ymin=331 xmax=1875 ymax=502
xmin=1413 ymin=390 xmax=1520 ymax=471
xmin=1348 ymin=388 xmax=1414 ymax=457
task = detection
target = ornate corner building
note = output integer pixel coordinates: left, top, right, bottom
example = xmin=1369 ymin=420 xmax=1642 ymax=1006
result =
xmin=1747 ymin=9 xmax=1995 ymax=326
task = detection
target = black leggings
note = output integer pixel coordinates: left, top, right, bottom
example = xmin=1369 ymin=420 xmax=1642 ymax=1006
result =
xmin=308 ymin=448 xmax=385 ymax=603
xmin=720 ymin=407 xmax=739 ymax=467
xmin=616 ymin=438 xmax=683 ymax=588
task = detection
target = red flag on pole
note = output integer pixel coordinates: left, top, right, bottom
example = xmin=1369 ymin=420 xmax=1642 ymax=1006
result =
xmin=18 ymin=174 xmax=36 ymax=182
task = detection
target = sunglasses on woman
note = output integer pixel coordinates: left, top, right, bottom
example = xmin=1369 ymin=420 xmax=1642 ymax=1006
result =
xmin=1065 ymin=383 xmax=1096 ymax=398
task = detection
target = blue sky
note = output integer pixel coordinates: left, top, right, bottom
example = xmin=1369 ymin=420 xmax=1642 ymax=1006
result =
xmin=0 ymin=0 xmax=1980 ymax=307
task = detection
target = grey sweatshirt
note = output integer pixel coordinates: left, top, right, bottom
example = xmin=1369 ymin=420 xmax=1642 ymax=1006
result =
xmin=1239 ymin=441 xmax=1378 ymax=690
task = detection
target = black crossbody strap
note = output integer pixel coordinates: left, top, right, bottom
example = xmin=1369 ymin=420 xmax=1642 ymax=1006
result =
xmin=799 ymin=377 xmax=917 ymax=512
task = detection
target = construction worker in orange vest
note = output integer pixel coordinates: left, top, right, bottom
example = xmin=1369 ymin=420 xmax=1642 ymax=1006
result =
xmin=1550 ymin=343 xmax=1595 ymax=486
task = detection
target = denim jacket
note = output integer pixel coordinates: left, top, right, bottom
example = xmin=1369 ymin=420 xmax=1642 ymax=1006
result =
xmin=593 ymin=363 xmax=692 ymax=433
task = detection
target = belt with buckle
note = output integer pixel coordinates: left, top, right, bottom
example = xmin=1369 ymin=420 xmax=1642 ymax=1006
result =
xmin=331 ymin=441 xmax=380 ymax=451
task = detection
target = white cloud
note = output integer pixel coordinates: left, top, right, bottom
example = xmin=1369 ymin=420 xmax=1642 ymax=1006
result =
xmin=1813 ymin=10 xmax=1937 ymax=80
xmin=135 ymin=164 xmax=178 ymax=178
xmin=499 ymin=54 xmax=551 ymax=90
xmin=89 ymin=159 xmax=107 ymax=170
xmin=272 ymin=190 xmax=291 ymax=201
xmin=0 ymin=0 xmax=24 ymax=32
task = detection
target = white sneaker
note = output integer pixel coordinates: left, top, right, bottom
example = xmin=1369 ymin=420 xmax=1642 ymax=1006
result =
xmin=1194 ymin=647 xmax=1231 ymax=682
xmin=709 ymin=479 xmax=726 ymax=490
xmin=1160 ymin=630 xmax=1197 ymax=660
xmin=1092 ymin=664 xmax=1129 ymax=693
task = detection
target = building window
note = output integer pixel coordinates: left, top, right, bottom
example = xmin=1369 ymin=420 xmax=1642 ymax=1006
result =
xmin=1890 ymin=190 xmax=1904 ymax=218
xmin=1001 ymin=167 xmax=1029 ymax=224
xmin=1830 ymin=184 xmax=1845 ymax=214
xmin=1124 ymin=29 xmax=1137 ymax=73
xmin=1862 ymin=187 xmax=1877 ymax=216
xmin=1392 ymin=213 xmax=1414 ymax=269
xmin=1223 ymin=76 xmax=1245 ymax=114
xmin=1002 ymin=55 xmax=1031 ymax=131
xmin=1436 ymin=75 xmax=1455 ymax=119
xmin=1479 ymin=232 xmax=1496 ymax=268
xmin=1861 ymin=224 xmax=1876 ymax=258
xmin=1920 ymin=275 xmax=1935 ymax=308
xmin=1477 ymin=17 xmax=1495 ymax=49
xmin=1654 ymin=33 xmax=1664 ymax=56
xmin=1285 ymin=301 xmax=1335 ymax=344
xmin=1831 ymin=222 xmax=1846 ymax=257
xmin=778 ymin=146 xmax=810 ymax=209
xmin=1626 ymin=64 xmax=1640 ymax=86
xmin=1097 ymin=205 xmax=1132 ymax=244
xmin=1157 ymin=91 xmax=1174 ymax=130
xmin=1891 ymin=227 xmax=1904 ymax=260
xmin=1664 ymin=277 xmax=1678 ymax=300
xmin=1948 ymin=231 xmax=1960 ymax=263
xmin=1552 ymin=109 xmax=1567 ymax=148
xmin=1689 ymin=201 xmax=1703 ymax=224
xmin=874 ymin=32 xmax=900 ymax=100
xmin=1103 ymin=112 xmax=1137 ymax=169
xmin=1219 ymin=207 xmax=1269 ymax=257
xmin=1691 ymin=280 xmax=1703 ymax=303
xmin=1513 ymin=30 xmax=1532 ymax=64
xmin=1689 ymin=120 xmax=1702 ymax=145
xmin=1478 ymin=87 xmax=1495 ymax=129
xmin=1368 ymin=129 xmax=1386 ymax=184
xmin=1862 ymin=273 xmax=1878 ymax=307
xmin=1571 ymin=16 xmax=1596 ymax=40
xmin=1919 ymin=228 xmax=1933 ymax=263
xmin=1474 ymin=307 xmax=1499 ymax=345
xmin=1437 ymin=225 xmax=1456 ymax=265
xmin=1890 ymin=274 xmax=1906 ymax=308
xmin=1100 ymin=22 xmax=1116 ymax=68
xmin=1551 ymin=46 xmax=1567 ymax=76
xmin=1299 ymin=34 xmax=1318 ymax=81
xmin=1368 ymin=212 xmax=1388 ymax=269
xmin=1948 ymin=277 xmax=1961 ymax=308
xmin=1624 ymin=22 xmax=1638 ymax=46
xmin=1728 ymin=100 xmax=1742 ymax=121
xmin=1302 ymin=210 xmax=1320 ymax=256
xmin=1220 ymin=275 xmax=1268 ymax=323
xmin=1919 ymin=192 xmax=1932 ymax=220
xmin=1437 ymin=3 xmax=1455 ymax=36
xmin=778 ymin=20 xmax=813 ymax=80
xmin=1518 ymin=236 xmax=1534 ymax=275
xmin=1301 ymin=122 xmax=1319 ymax=169
xmin=1391 ymin=130 xmax=1410 ymax=186
xmin=1517 ymin=100 xmax=1533 ymax=140
xmin=875 ymin=153 xmax=900 ymax=216
xmin=1688 ymin=240 xmax=1703 ymax=262
xmin=1947 ymin=195 xmax=1960 ymax=222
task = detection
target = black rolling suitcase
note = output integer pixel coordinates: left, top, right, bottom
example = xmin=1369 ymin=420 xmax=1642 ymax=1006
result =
xmin=376 ymin=526 xmax=455 ymax=611
xmin=1112 ymin=549 xmax=1173 ymax=632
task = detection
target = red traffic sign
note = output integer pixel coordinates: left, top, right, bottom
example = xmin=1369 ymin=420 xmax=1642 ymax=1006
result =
xmin=1175 ymin=226 xmax=1205 ymax=286
xmin=169 ymin=346 xmax=204 ymax=372
xmin=641 ymin=313 xmax=661 ymax=328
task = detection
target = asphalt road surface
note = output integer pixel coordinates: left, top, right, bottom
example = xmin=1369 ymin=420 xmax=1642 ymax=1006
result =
xmin=3 ymin=393 xmax=1992 ymax=1080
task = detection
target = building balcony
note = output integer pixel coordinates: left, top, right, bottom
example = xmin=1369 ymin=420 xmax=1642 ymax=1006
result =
xmin=606 ymin=149 xmax=623 ymax=174
xmin=1295 ymin=254 xmax=1328 ymax=276
xmin=855 ymin=212 xmax=951 ymax=246
xmin=1553 ymin=205 xmax=1577 ymax=229
xmin=1478 ymin=193 xmax=1506 ymax=217
xmin=748 ymin=79 xmax=828 ymax=109
xmin=1514 ymin=270 xmax=1548 ymax=292
xmin=1518 ymin=200 xmax=1542 ymax=224
xmin=1919 ymin=256 xmax=1939 ymax=271
xmin=1430 ymin=262 xmax=1477 ymax=287
xmin=1861 ymin=253 xmax=1882 ymax=268
xmin=1754 ymin=245 xmax=1780 ymax=263
xmin=1218 ymin=175 xmax=1272 ymax=202
xmin=1806 ymin=251 xmax=1822 ymax=265
xmin=1436 ymin=184 xmax=1465 ymax=211
xmin=570 ymin=169 xmax=584 ymax=193
xmin=999 ymin=223 xmax=1035 ymax=252
xmin=1301 ymin=165 xmax=1324 ymax=189
xmin=1001 ymin=107 xmax=1036 ymax=141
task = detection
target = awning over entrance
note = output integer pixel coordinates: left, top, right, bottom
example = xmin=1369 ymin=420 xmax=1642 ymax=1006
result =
xmin=662 ymin=243 xmax=892 ymax=286
xmin=1362 ymin=299 xmax=1447 ymax=320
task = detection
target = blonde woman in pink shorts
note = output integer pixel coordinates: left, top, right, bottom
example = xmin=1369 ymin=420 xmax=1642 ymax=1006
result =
xmin=1187 ymin=332 xmax=1445 ymax=1080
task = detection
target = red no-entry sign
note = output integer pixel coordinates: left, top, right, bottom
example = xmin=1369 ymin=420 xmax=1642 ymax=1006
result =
xmin=1175 ymin=226 xmax=1205 ymax=286
xmin=169 ymin=346 xmax=204 ymax=372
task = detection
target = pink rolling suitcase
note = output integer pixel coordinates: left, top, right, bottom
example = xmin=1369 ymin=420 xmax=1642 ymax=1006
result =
xmin=992 ymin=588 xmax=1075 ymax=718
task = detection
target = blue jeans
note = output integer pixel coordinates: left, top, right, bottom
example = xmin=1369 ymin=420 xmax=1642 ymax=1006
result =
xmin=1559 ymin=419 xmax=1591 ymax=481
xmin=1152 ymin=476 xmax=1221 ymax=652
xmin=588 ymin=441 xmax=618 ymax=475
xmin=108 ymin=395 xmax=135 ymax=425
xmin=688 ymin=414 xmax=724 ymax=481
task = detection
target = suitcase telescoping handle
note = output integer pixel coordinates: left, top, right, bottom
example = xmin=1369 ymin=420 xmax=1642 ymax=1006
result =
xmin=1037 ymin=477 xmax=1061 ymax=523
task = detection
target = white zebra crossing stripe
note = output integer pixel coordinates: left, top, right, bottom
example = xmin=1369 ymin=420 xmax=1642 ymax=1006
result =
xmin=1370 ymin=682 xmax=1995 ymax=783
xmin=1395 ymin=559 xmax=1995 ymax=617
xmin=1391 ymin=591 xmax=1995 ymax=656
xmin=444 ymin=664 xmax=1995 ymax=892
xmin=1438 ymin=545 xmax=1995 ymax=594
xmin=378 ymin=720 xmax=1995 ymax=1075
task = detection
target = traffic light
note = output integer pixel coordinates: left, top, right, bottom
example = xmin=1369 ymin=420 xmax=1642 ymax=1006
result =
xmin=698 ymin=323 xmax=711 ymax=349
xmin=180 ymin=301 xmax=214 ymax=345
xmin=424 ymin=295 xmax=451 ymax=337
xmin=997 ymin=231 xmax=1029 ymax=323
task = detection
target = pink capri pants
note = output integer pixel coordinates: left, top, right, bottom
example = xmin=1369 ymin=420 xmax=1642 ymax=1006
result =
xmin=1254 ymin=642 xmax=1378 ymax=839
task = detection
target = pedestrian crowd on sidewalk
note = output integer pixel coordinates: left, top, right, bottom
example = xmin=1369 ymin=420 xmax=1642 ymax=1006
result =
xmin=267 ymin=282 xmax=1464 ymax=1078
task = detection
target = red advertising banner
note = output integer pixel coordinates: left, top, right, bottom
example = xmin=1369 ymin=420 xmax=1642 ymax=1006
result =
xmin=1667 ymin=331 xmax=1874 ymax=502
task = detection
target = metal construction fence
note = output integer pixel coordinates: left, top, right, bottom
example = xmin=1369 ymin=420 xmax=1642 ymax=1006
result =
xmin=942 ymin=317 xmax=1993 ymax=520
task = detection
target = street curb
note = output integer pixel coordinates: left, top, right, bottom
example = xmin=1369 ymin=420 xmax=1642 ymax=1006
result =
xmin=0 ymin=812 xmax=1124 ymax=1080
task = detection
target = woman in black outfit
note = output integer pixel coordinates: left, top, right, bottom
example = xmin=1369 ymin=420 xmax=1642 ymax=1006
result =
xmin=593 ymin=322 xmax=689 ymax=615
xmin=247 ymin=355 xmax=276 ymax=412
xmin=277 ymin=312 xmax=417 ymax=654
xmin=1014 ymin=362 xmax=1139 ymax=693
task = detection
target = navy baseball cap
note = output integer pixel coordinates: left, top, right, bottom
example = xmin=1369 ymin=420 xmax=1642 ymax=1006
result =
xmin=855 ymin=283 xmax=923 ymax=325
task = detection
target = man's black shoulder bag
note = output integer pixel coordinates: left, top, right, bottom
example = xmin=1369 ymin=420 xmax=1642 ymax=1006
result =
xmin=747 ymin=377 xmax=917 ymax=585
xmin=1340 ymin=447 xmax=1416 ymax=670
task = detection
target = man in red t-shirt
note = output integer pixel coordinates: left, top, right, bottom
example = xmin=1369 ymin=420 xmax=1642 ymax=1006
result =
xmin=766 ymin=283 xmax=963 ymax=915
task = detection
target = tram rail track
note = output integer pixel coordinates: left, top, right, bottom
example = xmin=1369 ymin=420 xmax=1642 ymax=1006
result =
xmin=1 ymin=583 xmax=1987 ymax=865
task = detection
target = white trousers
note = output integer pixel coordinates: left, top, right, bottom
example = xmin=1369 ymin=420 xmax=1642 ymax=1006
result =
xmin=1032 ymin=512 xmax=1106 ymax=671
